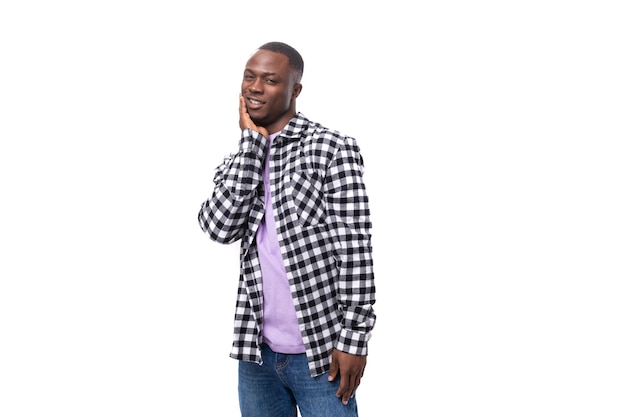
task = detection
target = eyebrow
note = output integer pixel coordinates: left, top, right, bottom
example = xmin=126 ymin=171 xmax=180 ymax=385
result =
xmin=244 ymin=68 xmax=278 ymax=77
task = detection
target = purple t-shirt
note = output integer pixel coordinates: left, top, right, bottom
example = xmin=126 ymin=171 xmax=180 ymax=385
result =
xmin=256 ymin=132 xmax=305 ymax=354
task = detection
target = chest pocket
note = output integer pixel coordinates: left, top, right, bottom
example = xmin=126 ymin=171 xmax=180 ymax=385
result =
xmin=289 ymin=171 xmax=326 ymax=227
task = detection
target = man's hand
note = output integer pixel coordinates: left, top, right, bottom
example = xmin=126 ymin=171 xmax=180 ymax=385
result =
xmin=328 ymin=349 xmax=367 ymax=405
xmin=239 ymin=94 xmax=269 ymax=138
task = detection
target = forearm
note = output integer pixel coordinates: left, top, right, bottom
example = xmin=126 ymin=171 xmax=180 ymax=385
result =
xmin=326 ymin=137 xmax=377 ymax=354
xmin=335 ymin=231 xmax=376 ymax=355
xmin=198 ymin=129 xmax=268 ymax=243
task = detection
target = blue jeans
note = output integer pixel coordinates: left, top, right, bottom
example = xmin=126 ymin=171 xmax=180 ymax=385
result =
xmin=238 ymin=343 xmax=359 ymax=417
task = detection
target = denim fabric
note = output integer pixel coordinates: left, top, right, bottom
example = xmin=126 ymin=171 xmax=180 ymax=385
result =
xmin=238 ymin=344 xmax=358 ymax=417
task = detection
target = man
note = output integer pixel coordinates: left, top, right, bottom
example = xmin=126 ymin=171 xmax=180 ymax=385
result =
xmin=198 ymin=41 xmax=376 ymax=417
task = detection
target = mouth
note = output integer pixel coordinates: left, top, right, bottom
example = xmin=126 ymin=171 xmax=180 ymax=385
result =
xmin=246 ymin=96 xmax=265 ymax=110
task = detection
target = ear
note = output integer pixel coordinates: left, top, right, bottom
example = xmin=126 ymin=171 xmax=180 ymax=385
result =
xmin=292 ymin=83 xmax=302 ymax=99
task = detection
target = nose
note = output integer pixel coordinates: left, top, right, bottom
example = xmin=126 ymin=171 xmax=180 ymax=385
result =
xmin=249 ymin=78 xmax=263 ymax=93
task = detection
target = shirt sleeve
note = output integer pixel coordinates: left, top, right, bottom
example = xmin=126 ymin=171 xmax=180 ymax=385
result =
xmin=325 ymin=136 xmax=376 ymax=355
xmin=198 ymin=129 xmax=268 ymax=244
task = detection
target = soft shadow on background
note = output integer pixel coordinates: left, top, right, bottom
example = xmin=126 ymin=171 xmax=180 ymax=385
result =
xmin=1 ymin=1 xmax=624 ymax=416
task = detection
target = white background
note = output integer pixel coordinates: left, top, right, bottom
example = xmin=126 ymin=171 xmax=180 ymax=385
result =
xmin=1 ymin=1 xmax=625 ymax=416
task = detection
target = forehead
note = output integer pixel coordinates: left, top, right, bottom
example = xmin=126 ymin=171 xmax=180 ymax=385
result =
xmin=245 ymin=49 xmax=291 ymax=75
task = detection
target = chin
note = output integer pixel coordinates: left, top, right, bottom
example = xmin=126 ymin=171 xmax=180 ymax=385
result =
xmin=249 ymin=113 xmax=267 ymax=126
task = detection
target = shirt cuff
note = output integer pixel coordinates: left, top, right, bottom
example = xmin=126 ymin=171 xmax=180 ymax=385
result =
xmin=239 ymin=128 xmax=268 ymax=159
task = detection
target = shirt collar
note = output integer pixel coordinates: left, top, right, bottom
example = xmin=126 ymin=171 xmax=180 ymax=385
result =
xmin=276 ymin=112 xmax=309 ymax=141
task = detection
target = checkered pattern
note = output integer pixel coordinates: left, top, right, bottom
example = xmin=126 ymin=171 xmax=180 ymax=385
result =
xmin=198 ymin=113 xmax=376 ymax=377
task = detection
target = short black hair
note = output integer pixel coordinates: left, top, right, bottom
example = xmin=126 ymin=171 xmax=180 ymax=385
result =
xmin=258 ymin=41 xmax=304 ymax=82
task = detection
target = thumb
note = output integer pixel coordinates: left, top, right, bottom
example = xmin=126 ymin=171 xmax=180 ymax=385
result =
xmin=327 ymin=351 xmax=339 ymax=381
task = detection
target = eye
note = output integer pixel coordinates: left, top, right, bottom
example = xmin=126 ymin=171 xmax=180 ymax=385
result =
xmin=265 ymin=78 xmax=277 ymax=84
xmin=243 ymin=74 xmax=254 ymax=81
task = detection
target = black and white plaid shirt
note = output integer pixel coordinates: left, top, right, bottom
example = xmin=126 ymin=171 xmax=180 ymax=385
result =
xmin=198 ymin=112 xmax=376 ymax=377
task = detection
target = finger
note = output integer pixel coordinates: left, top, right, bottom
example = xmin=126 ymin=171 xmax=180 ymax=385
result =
xmin=355 ymin=373 xmax=362 ymax=391
xmin=341 ymin=383 xmax=354 ymax=405
xmin=238 ymin=95 xmax=244 ymax=130
xmin=327 ymin=362 xmax=338 ymax=381
xmin=239 ymin=95 xmax=255 ymax=131
xmin=239 ymin=95 xmax=246 ymax=122
xmin=343 ymin=372 xmax=362 ymax=404
xmin=336 ymin=374 xmax=353 ymax=404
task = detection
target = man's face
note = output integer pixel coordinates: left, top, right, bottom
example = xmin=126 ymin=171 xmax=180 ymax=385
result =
xmin=241 ymin=49 xmax=301 ymax=134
